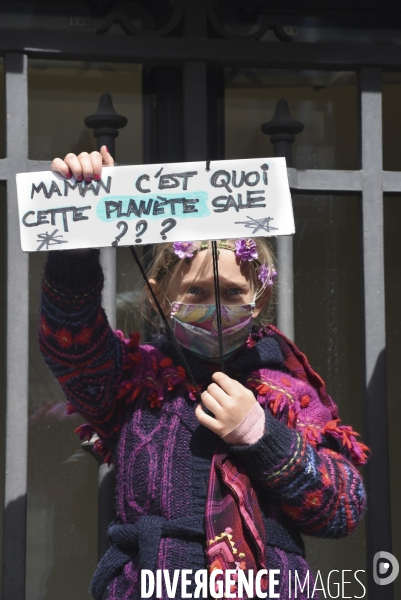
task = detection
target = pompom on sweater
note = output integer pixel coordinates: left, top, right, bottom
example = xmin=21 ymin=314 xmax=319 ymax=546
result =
xmin=38 ymin=249 xmax=368 ymax=600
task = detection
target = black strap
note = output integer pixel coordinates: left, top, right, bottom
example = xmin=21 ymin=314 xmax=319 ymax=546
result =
xmin=129 ymin=245 xmax=202 ymax=402
xmin=211 ymin=240 xmax=225 ymax=373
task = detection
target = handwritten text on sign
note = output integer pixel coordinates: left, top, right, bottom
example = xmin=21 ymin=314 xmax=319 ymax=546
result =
xmin=16 ymin=157 xmax=295 ymax=252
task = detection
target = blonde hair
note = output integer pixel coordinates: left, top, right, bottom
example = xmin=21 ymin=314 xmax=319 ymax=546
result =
xmin=141 ymin=238 xmax=277 ymax=331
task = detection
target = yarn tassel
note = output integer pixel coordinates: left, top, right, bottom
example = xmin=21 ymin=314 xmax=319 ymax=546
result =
xmin=302 ymin=419 xmax=370 ymax=466
xmin=321 ymin=419 xmax=370 ymax=465
xmin=75 ymin=423 xmax=95 ymax=441
xmin=66 ymin=401 xmax=78 ymax=415
xmin=93 ymin=439 xmax=113 ymax=466
xmin=287 ymin=406 xmax=298 ymax=428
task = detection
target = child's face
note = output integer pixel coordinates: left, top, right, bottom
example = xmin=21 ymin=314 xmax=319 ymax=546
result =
xmin=164 ymin=249 xmax=263 ymax=316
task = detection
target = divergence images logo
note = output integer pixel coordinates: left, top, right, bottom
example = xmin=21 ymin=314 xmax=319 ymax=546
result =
xmin=373 ymin=551 xmax=399 ymax=586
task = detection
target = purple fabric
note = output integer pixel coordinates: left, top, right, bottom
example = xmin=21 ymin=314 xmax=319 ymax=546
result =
xmin=39 ymin=254 xmax=368 ymax=600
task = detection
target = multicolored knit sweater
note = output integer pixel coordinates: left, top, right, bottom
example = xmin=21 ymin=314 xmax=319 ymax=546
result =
xmin=39 ymin=249 xmax=368 ymax=600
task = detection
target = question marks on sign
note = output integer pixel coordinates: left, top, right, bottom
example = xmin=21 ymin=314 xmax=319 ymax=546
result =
xmin=135 ymin=220 xmax=148 ymax=243
xmin=111 ymin=221 xmax=128 ymax=246
xmin=160 ymin=218 xmax=177 ymax=240
xmin=111 ymin=218 xmax=177 ymax=246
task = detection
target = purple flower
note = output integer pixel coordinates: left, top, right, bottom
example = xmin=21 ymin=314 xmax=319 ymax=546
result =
xmin=258 ymin=263 xmax=269 ymax=285
xmin=234 ymin=239 xmax=258 ymax=261
xmin=258 ymin=264 xmax=277 ymax=287
xmin=173 ymin=241 xmax=196 ymax=259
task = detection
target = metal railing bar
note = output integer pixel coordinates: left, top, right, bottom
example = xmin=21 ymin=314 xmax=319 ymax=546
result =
xmin=4 ymin=29 xmax=401 ymax=69
xmin=359 ymin=67 xmax=393 ymax=600
xmin=0 ymin=159 xmax=51 ymax=180
xmin=100 ymin=248 xmax=117 ymax=330
xmin=98 ymin=247 xmax=117 ymax=558
xmin=276 ymin=236 xmax=294 ymax=340
xmin=5 ymin=162 xmax=401 ymax=197
xmin=382 ymin=170 xmax=401 ymax=192
xmin=2 ymin=52 xmax=29 ymax=600
xmin=287 ymin=168 xmax=363 ymax=191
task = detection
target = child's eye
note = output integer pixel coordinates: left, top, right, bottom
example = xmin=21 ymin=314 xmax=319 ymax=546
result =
xmin=225 ymin=288 xmax=244 ymax=296
xmin=187 ymin=286 xmax=204 ymax=295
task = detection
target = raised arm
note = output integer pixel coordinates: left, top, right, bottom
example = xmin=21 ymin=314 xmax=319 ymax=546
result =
xmin=39 ymin=249 xmax=131 ymax=440
xmin=39 ymin=147 xmax=135 ymax=443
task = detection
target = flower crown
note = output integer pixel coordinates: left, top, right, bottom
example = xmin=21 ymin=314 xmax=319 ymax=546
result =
xmin=156 ymin=239 xmax=277 ymax=288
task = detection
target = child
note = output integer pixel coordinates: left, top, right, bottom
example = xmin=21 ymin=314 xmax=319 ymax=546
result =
xmin=40 ymin=149 xmax=369 ymax=600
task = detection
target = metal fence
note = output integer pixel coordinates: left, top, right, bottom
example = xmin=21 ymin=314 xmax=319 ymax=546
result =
xmin=0 ymin=9 xmax=398 ymax=599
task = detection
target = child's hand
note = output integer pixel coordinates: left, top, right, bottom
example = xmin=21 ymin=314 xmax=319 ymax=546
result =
xmin=50 ymin=145 xmax=114 ymax=181
xmin=195 ymin=372 xmax=257 ymax=437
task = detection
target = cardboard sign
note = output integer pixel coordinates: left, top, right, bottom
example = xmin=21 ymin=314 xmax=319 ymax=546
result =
xmin=16 ymin=157 xmax=295 ymax=252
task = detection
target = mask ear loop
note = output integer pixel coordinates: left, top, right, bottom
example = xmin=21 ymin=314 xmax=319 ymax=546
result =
xmin=129 ymin=245 xmax=202 ymax=402
xmin=211 ymin=241 xmax=225 ymax=373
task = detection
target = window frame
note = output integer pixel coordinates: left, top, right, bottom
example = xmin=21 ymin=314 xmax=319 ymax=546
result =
xmin=0 ymin=22 xmax=395 ymax=600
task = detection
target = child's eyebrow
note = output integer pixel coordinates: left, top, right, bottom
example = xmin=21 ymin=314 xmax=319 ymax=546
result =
xmin=180 ymin=278 xmax=250 ymax=289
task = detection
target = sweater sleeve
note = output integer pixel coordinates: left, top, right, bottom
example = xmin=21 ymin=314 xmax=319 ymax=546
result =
xmin=39 ymin=250 xmax=127 ymax=441
xmin=228 ymin=410 xmax=367 ymax=539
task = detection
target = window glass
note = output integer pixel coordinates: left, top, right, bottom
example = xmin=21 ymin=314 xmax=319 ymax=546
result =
xmin=225 ymin=69 xmax=358 ymax=170
xmin=290 ymin=195 xmax=366 ymax=596
xmin=384 ymin=195 xmax=401 ymax=600
xmin=293 ymin=194 xmax=366 ymax=592
xmin=28 ymin=59 xmax=143 ymax=164
xmin=26 ymin=60 xmax=143 ymax=599
xmin=0 ymin=58 xmax=5 ymax=158
xmin=27 ymin=251 xmax=98 ymax=599
xmin=225 ymin=75 xmax=365 ymax=583
xmin=293 ymin=194 xmax=362 ymax=419
xmin=0 ymin=182 xmax=6 ymax=592
xmin=383 ymin=73 xmax=401 ymax=171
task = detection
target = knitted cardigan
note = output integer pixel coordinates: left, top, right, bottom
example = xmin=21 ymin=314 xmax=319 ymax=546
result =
xmin=39 ymin=250 xmax=368 ymax=600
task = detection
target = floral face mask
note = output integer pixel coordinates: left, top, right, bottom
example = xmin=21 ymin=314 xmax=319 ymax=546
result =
xmin=169 ymin=301 xmax=255 ymax=361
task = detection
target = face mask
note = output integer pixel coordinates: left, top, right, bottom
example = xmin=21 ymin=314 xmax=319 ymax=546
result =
xmin=169 ymin=301 xmax=255 ymax=361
